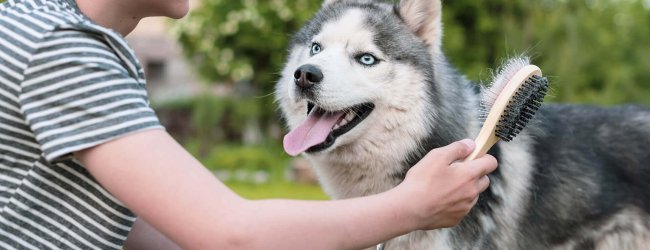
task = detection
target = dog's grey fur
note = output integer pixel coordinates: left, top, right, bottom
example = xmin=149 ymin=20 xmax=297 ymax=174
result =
xmin=275 ymin=0 xmax=650 ymax=249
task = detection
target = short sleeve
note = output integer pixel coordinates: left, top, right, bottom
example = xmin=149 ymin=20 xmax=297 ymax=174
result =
xmin=19 ymin=29 xmax=163 ymax=162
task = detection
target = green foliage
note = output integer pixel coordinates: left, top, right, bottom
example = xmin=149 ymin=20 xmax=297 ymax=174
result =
xmin=185 ymin=140 xmax=293 ymax=183
xmin=154 ymin=94 xmax=264 ymax=152
xmin=184 ymin=138 xmax=326 ymax=199
xmin=175 ymin=0 xmax=650 ymax=108
xmin=226 ymin=181 xmax=328 ymax=200
xmin=173 ymin=0 xmax=322 ymax=139
xmin=203 ymin=143 xmax=288 ymax=172
xmin=173 ymin=0 xmax=321 ymax=91
xmin=191 ymin=94 xmax=259 ymax=141
xmin=443 ymin=0 xmax=650 ymax=105
xmin=171 ymin=1 xmax=650 ymax=180
xmin=168 ymin=0 xmax=650 ymax=198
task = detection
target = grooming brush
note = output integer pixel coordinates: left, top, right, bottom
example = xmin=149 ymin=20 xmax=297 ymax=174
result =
xmin=464 ymin=60 xmax=549 ymax=161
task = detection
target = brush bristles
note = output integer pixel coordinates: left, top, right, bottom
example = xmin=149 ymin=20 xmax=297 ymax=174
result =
xmin=495 ymin=75 xmax=549 ymax=141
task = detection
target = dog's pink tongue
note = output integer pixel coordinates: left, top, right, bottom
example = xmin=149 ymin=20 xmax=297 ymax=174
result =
xmin=283 ymin=111 xmax=342 ymax=156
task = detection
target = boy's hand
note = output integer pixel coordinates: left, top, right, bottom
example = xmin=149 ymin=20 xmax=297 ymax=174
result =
xmin=396 ymin=139 xmax=498 ymax=230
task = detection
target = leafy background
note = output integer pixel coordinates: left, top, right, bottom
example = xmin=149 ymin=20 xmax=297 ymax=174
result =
xmin=174 ymin=0 xmax=650 ymax=107
xmin=165 ymin=0 xmax=650 ymax=199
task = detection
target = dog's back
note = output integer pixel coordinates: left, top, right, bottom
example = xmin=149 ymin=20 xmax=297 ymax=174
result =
xmin=419 ymin=105 xmax=650 ymax=250
xmin=518 ymin=104 xmax=650 ymax=248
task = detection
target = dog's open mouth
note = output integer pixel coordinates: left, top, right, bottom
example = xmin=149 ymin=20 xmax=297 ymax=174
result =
xmin=283 ymin=102 xmax=375 ymax=156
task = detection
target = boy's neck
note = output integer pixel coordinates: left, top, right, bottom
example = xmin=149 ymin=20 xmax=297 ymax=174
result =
xmin=75 ymin=0 xmax=141 ymax=36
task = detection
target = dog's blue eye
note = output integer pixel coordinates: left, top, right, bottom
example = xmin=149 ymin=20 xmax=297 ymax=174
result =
xmin=310 ymin=43 xmax=322 ymax=55
xmin=358 ymin=54 xmax=377 ymax=66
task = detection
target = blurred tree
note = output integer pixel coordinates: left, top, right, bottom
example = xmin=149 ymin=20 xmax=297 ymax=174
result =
xmin=173 ymin=0 xmax=650 ymax=146
xmin=443 ymin=0 xmax=650 ymax=105
xmin=173 ymin=0 xmax=321 ymax=145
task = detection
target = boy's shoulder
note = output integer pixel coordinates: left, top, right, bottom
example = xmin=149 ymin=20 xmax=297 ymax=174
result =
xmin=1 ymin=0 xmax=141 ymax=77
xmin=0 ymin=0 xmax=124 ymax=45
xmin=1 ymin=0 xmax=86 ymax=32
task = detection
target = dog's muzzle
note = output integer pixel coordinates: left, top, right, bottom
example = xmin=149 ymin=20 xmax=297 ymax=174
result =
xmin=293 ymin=64 xmax=323 ymax=92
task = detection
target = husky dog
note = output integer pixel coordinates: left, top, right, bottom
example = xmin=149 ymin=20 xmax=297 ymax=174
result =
xmin=275 ymin=0 xmax=650 ymax=249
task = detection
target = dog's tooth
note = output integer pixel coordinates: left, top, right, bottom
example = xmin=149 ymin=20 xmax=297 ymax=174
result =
xmin=338 ymin=118 xmax=350 ymax=128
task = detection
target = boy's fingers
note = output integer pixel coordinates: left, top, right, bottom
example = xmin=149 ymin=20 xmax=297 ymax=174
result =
xmin=470 ymin=155 xmax=498 ymax=177
xmin=470 ymin=195 xmax=480 ymax=208
xmin=482 ymin=155 xmax=498 ymax=175
xmin=432 ymin=139 xmax=475 ymax=164
xmin=478 ymin=175 xmax=490 ymax=192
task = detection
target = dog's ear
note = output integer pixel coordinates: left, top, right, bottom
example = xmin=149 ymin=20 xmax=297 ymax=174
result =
xmin=397 ymin=0 xmax=443 ymax=53
xmin=323 ymin=0 xmax=340 ymax=6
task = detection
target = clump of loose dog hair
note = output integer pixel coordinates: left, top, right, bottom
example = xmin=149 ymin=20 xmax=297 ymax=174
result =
xmin=479 ymin=56 xmax=531 ymax=121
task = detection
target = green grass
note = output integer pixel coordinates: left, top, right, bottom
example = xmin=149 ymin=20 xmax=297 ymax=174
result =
xmin=225 ymin=181 xmax=329 ymax=200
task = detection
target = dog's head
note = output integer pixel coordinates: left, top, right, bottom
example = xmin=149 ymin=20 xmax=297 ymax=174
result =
xmin=276 ymin=0 xmax=446 ymax=158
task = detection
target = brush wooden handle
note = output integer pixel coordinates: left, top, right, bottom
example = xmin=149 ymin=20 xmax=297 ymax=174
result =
xmin=464 ymin=65 xmax=542 ymax=161
xmin=464 ymin=130 xmax=500 ymax=161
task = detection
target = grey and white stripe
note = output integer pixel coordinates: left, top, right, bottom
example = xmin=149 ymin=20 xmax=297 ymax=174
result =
xmin=1 ymin=0 xmax=162 ymax=249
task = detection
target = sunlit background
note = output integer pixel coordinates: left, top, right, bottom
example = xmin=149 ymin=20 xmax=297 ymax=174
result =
xmin=114 ymin=0 xmax=650 ymax=200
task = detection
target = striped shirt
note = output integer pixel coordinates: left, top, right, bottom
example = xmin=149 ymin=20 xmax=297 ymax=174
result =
xmin=0 ymin=0 xmax=163 ymax=249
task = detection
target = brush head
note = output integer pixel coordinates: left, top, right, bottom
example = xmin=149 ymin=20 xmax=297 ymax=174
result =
xmin=479 ymin=57 xmax=549 ymax=142
xmin=495 ymin=74 xmax=548 ymax=141
xmin=465 ymin=58 xmax=549 ymax=161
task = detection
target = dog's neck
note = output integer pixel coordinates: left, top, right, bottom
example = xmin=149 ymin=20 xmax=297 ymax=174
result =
xmin=307 ymin=130 xmax=418 ymax=198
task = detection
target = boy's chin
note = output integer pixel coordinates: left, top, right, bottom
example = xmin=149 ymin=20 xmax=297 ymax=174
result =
xmin=157 ymin=1 xmax=190 ymax=19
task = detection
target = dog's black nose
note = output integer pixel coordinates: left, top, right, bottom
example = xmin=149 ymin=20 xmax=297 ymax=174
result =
xmin=294 ymin=64 xmax=323 ymax=90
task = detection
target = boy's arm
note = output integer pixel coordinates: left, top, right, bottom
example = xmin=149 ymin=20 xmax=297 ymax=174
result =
xmin=124 ymin=217 xmax=182 ymax=250
xmin=76 ymin=129 xmax=495 ymax=249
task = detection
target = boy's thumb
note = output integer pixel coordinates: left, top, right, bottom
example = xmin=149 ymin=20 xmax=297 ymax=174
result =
xmin=436 ymin=139 xmax=475 ymax=163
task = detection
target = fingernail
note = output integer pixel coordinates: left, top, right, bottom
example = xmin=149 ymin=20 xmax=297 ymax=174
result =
xmin=460 ymin=139 xmax=475 ymax=149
